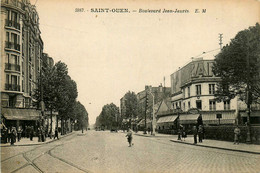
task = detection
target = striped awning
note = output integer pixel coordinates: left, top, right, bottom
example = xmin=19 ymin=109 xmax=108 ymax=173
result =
xmin=157 ymin=115 xmax=178 ymax=123
xmin=2 ymin=108 xmax=41 ymax=121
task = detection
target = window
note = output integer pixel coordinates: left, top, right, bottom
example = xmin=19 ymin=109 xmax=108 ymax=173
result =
xmin=188 ymin=101 xmax=190 ymax=109
xmin=6 ymin=53 xmax=9 ymax=63
xmin=6 ymin=32 xmax=9 ymax=41
xmin=209 ymin=84 xmax=215 ymax=94
xmin=175 ymin=103 xmax=178 ymax=109
xmin=196 ymin=100 xmax=202 ymax=110
xmin=179 ymin=101 xmax=182 ymax=110
xmin=209 ymin=100 xmax=216 ymax=111
xmin=224 ymin=100 xmax=230 ymax=110
xmin=196 ymin=85 xmax=201 ymax=95
xmin=6 ymin=74 xmax=9 ymax=84
xmin=188 ymin=86 xmax=190 ymax=97
xmin=183 ymin=88 xmax=185 ymax=98
xmin=183 ymin=103 xmax=185 ymax=111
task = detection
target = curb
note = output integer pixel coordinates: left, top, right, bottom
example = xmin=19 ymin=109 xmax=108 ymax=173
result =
xmin=170 ymin=140 xmax=260 ymax=155
xmin=134 ymin=134 xmax=155 ymax=138
xmin=1 ymin=132 xmax=75 ymax=147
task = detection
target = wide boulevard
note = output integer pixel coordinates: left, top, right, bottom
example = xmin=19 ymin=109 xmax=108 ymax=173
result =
xmin=1 ymin=131 xmax=260 ymax=173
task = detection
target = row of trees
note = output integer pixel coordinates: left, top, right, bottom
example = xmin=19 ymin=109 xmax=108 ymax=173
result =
xmin=33 ymin=61 xmax=89 ymax=135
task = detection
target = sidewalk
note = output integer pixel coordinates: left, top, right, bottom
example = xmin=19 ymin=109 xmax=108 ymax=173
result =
xmin=134 ymin=132 xmax=260 ymax=154
xmin=1 ymin=132 xmax=74 ymax=147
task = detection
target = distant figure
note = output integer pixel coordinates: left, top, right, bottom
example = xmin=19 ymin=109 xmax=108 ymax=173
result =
xmin=30 ymin=126 xmax=34 ymax=141
xmin=234 ymin=125 xmax=241 ymax=144
xmin=10 ymin=127 xmax=16 ymax=145
xmin=126 ymin=128 xmax=133 ymax=147
xmin=182 ymin=126 xmax=187 ymax=141
xmin=54 ymin=127 xmax=59 ymax=140
xmin=17 ymin=126 xmax=22 ymax=142
xmin=198 ymin=125 xmax=203 ymax=143
xmin=192 ymin=126 xmax=197 ymax=144
xmin=38 ymin=127 xmax=42 ymax=142
xmin=7 ymin=127 xmax=11 ymax=143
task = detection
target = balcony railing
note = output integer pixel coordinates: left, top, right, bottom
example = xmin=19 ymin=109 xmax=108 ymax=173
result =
xmin=5 ymin=41 xmax=20 ymax=51
xmin=5 ymin=84 xmax=20 ymax=91
xmin=2 ymin=0 xmax=25 ymax=11
xmin=5 ymin=19 xmax=20 ymax=30
xmin=5 ymin=63 xmax=20 ymax=72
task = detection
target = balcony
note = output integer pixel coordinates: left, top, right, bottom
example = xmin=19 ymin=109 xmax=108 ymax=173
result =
xmin=5 ymin=63 xmax=20 ymax=72
xmin=5 ymin=84 xmax=20 ymax=91
xmin=5 ymin=41 xmax=20 ymax=51
xmin=5 ymin=19 xmax=20 ymax=30
xmin=2 ymin=0 xmax=25 ymax=11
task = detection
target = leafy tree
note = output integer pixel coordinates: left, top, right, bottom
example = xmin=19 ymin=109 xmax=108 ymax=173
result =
xmin=95 ymin=103 xmax=119 ymax=129
xmin=124 ymin=91 xmax=138 ymax=120
xmin=74 ymin=101 xmax=89 ymax=131
xmin=213 ymin=23 xmax=260 ymax=104
xmin=33 ymin=61 xmax=79 ymax=135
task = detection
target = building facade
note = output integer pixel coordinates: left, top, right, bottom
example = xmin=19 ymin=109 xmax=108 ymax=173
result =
xmin=170 ymin=57 xmax=247 ymax=127
xmin=1 ymin=0 xmax=44 ymax=129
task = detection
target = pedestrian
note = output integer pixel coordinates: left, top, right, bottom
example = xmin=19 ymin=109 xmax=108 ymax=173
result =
xmin=54 ymin=127 xmax=59 ymax=140
xmin=3 ymin=127 xmax=7 ymax=143
xmin=30 ymin=126 xmax=34 ymax=141
xmin=192 ymin=126 xmax=197 ymax=144
xmin=182 ymin=126 xmax=187 ymax=141
xmin=125 ymin=128 xmax=133 ymax=147
xmin=17 ymin=126 xmax=22 ymax=142
xmin=42 ymin=127 xmax=46 ymax=142
xmin=10 ymin=127 xmax=16 ymax=145
xmin=7 ymin=127 xmax=11 ymax=143
xmin=38 ymin=127 xmax=42 ymax=142
xmin=198 ymin=125 xmax=203 ymax=143
xmin=234 ymin=125 xmax=241 ymax=144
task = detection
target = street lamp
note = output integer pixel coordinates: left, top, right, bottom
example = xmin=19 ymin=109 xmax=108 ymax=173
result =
xmin=176 ymin=107 xmax=181 ymax=140
xmin=148 ymin=87 xmax=156 ymax=136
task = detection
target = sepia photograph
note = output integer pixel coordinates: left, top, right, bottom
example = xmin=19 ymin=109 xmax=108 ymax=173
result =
xmin=1 ymin=0 xmax=260 ymax=172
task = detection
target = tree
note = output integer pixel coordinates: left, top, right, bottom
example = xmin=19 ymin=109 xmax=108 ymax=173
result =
xmin=95 ymin=103 xmax=119 ymax=129
xmin=33 ymin=61 xmax=79 ymax=135
xmin=213 ymin=23 xmax=260 ymax=104
xmin=74 ymin=101 xmax=89 ymax=131
xmin=124 ymin=91 xmax=138 ymax=119
xmin=213 ymin=23 xmax=260 ymax=142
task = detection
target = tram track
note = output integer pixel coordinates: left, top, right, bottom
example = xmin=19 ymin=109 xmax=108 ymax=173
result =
xmin=3 ymin=132 xmax=89 ymax=173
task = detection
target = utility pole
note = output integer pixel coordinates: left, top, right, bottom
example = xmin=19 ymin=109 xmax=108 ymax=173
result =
xmin=246 ymin=38 xmax=252 ymax=143
xmin=144 ymin=92 xmax=147 ymax=134
xmin=219 ymin=33 xmax=223 ymax=49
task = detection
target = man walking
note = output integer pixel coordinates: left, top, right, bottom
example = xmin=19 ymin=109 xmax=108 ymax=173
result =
xmin=126 ymin=128 xmax=133 ymax=147
xmin=54 ymin=127 xmax=59 ymax=140
xmin=192 ymin=126 xmax=197 ymax=144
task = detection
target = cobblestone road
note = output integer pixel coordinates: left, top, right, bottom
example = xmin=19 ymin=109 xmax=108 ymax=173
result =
xmin=1 ymin=131 xmax=260 ymax=173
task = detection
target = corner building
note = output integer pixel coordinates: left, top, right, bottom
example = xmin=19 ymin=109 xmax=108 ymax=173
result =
xmin=1 ymin=0 xmax=44 ymax=129
xmin=170 ymin=57 xmax=242 ymax=127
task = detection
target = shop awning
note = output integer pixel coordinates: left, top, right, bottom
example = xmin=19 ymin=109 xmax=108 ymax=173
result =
xmin=240 ymin=111 xmax=260 ymax=117
xmin=137 ymin=119 xmax=152 ymax=126
xmin=157 ymin=115 xmax=178 ymax=123
xmin=2 ymin=108 xmax=41 ymax=121
xmin=179 ymin=114 xmax=199 ymax=124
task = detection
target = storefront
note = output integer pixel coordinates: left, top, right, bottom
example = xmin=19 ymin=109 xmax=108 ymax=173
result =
xmin=1 ymin=108 xmax=41 ymax=134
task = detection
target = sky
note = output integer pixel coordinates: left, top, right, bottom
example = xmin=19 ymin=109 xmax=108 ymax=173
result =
xmin=33 ymin=0 xmax=259 ymax=124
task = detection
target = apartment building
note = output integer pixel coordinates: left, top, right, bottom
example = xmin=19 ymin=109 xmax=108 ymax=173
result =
xmin=1 ymin=0 xmax=44 ymax=129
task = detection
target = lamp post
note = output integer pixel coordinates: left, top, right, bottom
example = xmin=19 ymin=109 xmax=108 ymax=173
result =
xmin=148 ymin=88 xmax=156 ymax=136
xmin=176 ymin=107 xmax=181 ymax=140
